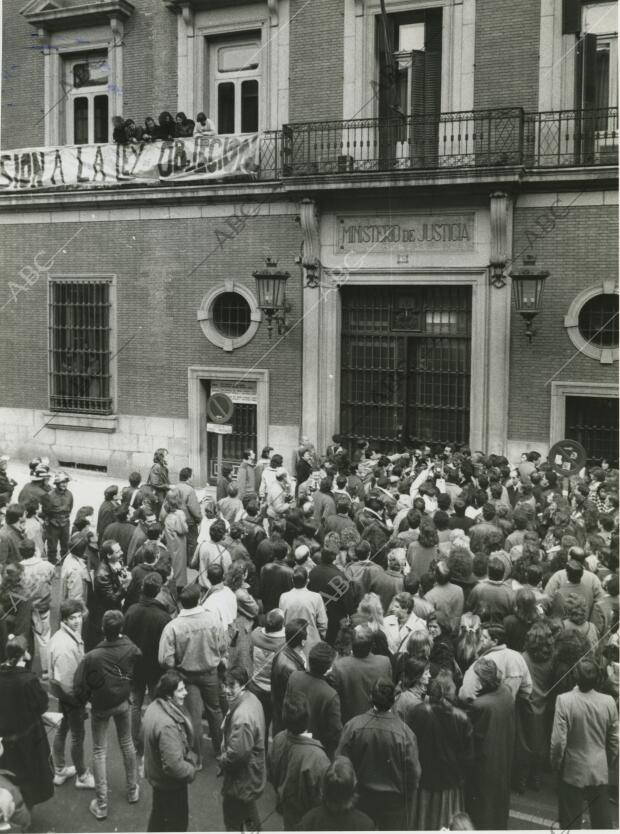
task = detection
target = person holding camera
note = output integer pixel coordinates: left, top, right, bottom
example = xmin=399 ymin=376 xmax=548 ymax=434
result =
xmin=266 ymin=471 xmax=293 ymax=522
xmin=87 ymin=541 xmax=131 ymax=650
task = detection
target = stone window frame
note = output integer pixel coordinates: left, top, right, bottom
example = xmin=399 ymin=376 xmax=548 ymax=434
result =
xmin=563 ymin=280 xmax=619 ymax=364
xmin=21 ymin=1 xmax=130 ymax=147
xmin=197 ymin=279 xmax=262 ymax=351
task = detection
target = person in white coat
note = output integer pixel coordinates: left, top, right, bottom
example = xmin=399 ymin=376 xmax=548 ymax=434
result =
xmin=279 ymin=566 xmax=327 ymax=657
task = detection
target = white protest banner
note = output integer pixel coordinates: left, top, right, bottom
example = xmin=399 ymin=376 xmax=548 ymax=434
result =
xmin=0 ymin=133 xmax=261 ymax=190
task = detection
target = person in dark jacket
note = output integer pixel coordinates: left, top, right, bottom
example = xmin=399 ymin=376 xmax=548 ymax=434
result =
xmin=328 ymin=626 xmax=392 ymax=723
xmin=96 ymin=485 xmax=120 ymax=541
xmin=298 ymin=755 xmax=375 ymax=831
xmin=309 ymin=549 xmax=354 ymax=643
xmin=271 ymin=618 xmax=307 ymax=734
xmin=74 ymin=609 xmax=141 ymax=820
xmin=155 ymin=113 xmax=176 ymax=142
xmin=465 ymin=657 xmax=516 ymax=830
xmin=336 ymin=677 xmax=420 ymax=830
xmin=146 ymin=449 xmax=170 ymax=517
xmin=0 ymin=504 xmax=25 ymax=566
xmin=143 ymin=669 xmax=196 ymax=832
xmin=409 ymin=673 xmax=474 ymax=830
xmin=0 ymin=457 xmax=17 ymax=508
xmin=268 ymin=690 xmax=330 ymax=829
xmin=219 ymin=666 xmax=266 ymax=832
xmin=0 ymin=635 xmax=53 ymax=809
xmin=175 ymin=112 xmax=195 ymax=137
xmin=142 ymin=117 xmax=158 ymax=142
xmin=41 ymin=471 xmax=73 ymax=564
xmin=123 ymin=541 xmax=160 ymax=611
xmin=17 ymin=463 xmax=51 ymax=507
xmin=259 ymin=540 xmax=294 ymax=613
xmin=285 ymin=642 xmax=342 ymax=759
xmin=123 ymin=574 xmax=172 ymax=770
xmin=102 ymin=504 xmax=135 ymax=561
xmin=86 ymin=540 xmax=131 ymax=650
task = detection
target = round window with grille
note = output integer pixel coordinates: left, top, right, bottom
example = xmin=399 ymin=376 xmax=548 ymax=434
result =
xmin=212 ymin=292 xmax=252 ymax=338
xmin=198 ymin=283 xmax=260 ymax=352
xmin=577 ymin=293 xmax=619 ymax=348
xmin=564 ymin=284 xmax=619 ymax=364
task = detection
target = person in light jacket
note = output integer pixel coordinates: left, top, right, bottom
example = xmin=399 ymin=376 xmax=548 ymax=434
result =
xmin=550 ymin=658 xmax=619 ymax=830
xmin=49 ymin=599 xmax=94 ymax=789
xmin=143 ymin=670 xmax=197 ymax=832
xmin=219 ymin=666 xmax=266 ymax=832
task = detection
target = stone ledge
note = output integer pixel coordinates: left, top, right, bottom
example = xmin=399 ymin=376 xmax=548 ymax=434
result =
xmin=42 ymin=412 xmax=118 ymax=433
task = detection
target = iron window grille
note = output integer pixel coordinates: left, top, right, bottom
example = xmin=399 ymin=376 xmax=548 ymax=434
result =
xmin=212 ymin=291 xmax=252 ymax=338
xmin=578 ymin=293 xmax=619 ymax=347
xmin=49 ymin=279 xmax=113 ymax=415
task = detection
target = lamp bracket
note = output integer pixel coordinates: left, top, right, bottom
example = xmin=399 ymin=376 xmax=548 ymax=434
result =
xmin=489 ymin=191 xmax=511 ymax=288
xmin=299 ymin=198 xmax=321 ymax=288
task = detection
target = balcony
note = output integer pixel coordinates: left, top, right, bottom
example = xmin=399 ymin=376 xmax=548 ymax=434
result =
xmin=280 ymin=107 xmax=618 ymax=178
xmin=0 ymin=108 xmax=615 ymax=195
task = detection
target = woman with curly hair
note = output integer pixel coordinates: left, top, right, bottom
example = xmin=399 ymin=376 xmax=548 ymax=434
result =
xmin=160 ymin=488 xmax=188 ymax=592
xmin=226 ymin=562 xmax=259 ymax=677
xmin=428 ymin=611 xmax=463 ymax=687
xmin=350 ymin=592 xmax=390 ymax=657
xmin=455 ymin=612 xmax=482 ymax=673
xmin=504 ymin=588 xmax=540 ymax=651
xmin=407 ymin=518 xmax=440 ymax=582
xmin=516 ymin=621 xmax=555 ymax=792
xmin=561 ymin=592 xmax=599 ymax=649
xmin=384 ymin=591 xmax=426 ymax=656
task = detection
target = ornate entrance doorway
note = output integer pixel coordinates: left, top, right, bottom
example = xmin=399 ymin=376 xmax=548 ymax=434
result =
xmin=340 ymin=285 xmax=472 ymax=451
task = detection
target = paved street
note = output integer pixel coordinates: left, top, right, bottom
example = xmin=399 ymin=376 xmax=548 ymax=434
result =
xmin=5 ymin=463 xmax=618 ymax=831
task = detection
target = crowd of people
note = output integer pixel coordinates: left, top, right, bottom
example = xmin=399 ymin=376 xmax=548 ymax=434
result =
xmin=0 ymin=437 xmax=617 ymax=832
xmin=111 ymin=112 xmax=216 ymax=145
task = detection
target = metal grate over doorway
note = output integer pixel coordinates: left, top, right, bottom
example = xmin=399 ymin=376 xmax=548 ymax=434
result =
xmin=340 ymin=285 xmax=472 ymax=451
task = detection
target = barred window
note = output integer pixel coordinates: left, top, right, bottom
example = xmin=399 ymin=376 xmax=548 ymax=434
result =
xmin=49 ymin=279 xmax=113 ymax=415
xmin=578 ymin=293 xmax=619 ymax=347
xmin=212 ymin=292 xmax=251 ymax=338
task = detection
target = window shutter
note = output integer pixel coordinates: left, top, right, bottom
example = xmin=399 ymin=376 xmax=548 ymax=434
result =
xmin=562 ymin=0 xmax=582 ymax=35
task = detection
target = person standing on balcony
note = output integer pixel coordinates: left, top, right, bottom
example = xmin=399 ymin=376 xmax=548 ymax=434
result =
xmin=155 ymin=113 xmax=176 ymax=141
xmin=195 ymin=113 xmax=216 ymax=136
xmin=175 ymin=113 xmax=195 ymax=137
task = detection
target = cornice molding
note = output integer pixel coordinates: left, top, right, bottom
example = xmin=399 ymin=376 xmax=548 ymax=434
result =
xmin=20 ymin=0 xmax=134 ymax=32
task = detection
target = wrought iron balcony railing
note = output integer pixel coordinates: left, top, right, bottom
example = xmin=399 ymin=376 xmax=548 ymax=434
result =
xmin=279 ymin=107 xmax=618 ymax=177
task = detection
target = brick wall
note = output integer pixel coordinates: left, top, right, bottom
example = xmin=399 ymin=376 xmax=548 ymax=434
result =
xmin=508 ymin=202 xmax=618 ymax=441
xmin=474 ymin=0 xmax=540 ymax=112
xmin=0 ymin=208 xmax=302 ymax=427
xmin=288 ymin=0 xmax=344 ymax=122
xmin=1 ymin=0 xmax=178 ymax=152
xmin=2 ymin=0 xmax=45 ymax=149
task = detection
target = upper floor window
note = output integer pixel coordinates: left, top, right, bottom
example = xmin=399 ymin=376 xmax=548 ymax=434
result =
xmin=65 ymin=53 xmax=109 ymax=145
xmin=49 ymin=278 xmax=113 ymax=414
xmin=209 ymin=34 xmax=261 ymax=134
xmin=581 ymin=2 xmax=618 ymax=116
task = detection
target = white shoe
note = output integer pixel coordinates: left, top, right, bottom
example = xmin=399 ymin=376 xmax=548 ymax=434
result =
xmin=75 ymin=769 xmax=95 ymax=789
xmin=53 ymin=766 xmax=77 ymax=786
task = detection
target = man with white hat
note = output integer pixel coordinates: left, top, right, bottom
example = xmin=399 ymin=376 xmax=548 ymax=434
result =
xmin=17 ymin=464 xmax=52 ymax=506
xmin=0 ymin=455 xmax=17 ymax=507
xmin=41 ymin=472 xmax=74 ymax=564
